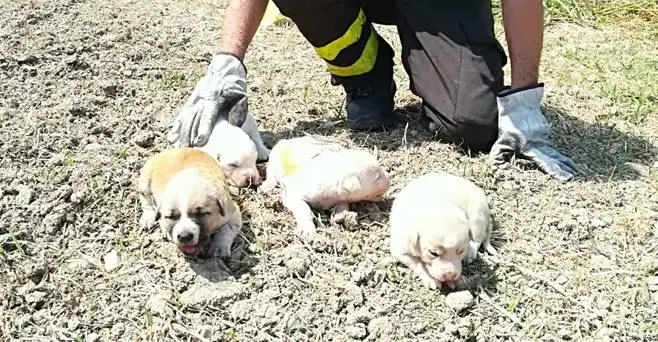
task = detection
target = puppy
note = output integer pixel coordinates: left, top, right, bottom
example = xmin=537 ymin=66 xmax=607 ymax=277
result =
xmin=138 ymin=148 xmax=242 ymax=259
xmin=261 ymin=135 xmax=390 ymax=237
xmin=389 ymin=173 xmax=494 ymax=290
xmin=199 ymin=112 xmax=270 ymax=188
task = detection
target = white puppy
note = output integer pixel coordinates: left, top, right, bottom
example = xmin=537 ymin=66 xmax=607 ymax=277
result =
xmin=138 ymin=147 xmax=243 ymax=260
xmin=389 ymin=173 xmax=494 ymax=290
xmin=261 ymin=135 xmax=390 ymax=237
xmin=199 ymin=112 xmax=270 ymax=188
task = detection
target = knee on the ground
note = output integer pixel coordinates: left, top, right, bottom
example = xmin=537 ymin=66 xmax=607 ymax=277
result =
xmin=450 ymin=120 xmax=498 ymax=153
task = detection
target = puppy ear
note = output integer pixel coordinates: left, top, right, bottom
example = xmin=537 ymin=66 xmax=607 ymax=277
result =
xmin=215 ymin=198 xmax=225 ymax=217
xmin=411 ymin=230 xmax=422 ymax=255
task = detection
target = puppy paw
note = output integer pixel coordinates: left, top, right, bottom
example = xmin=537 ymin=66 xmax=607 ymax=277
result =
xmin=139 ymin=210 xmax=157 ymax=230
xmin=259 ymin=179 xmax=277 ymax=193
xmin=330 ymin=210 xmax=358 ymax=227
xmin=465 ymin=241 xmax=481 ymax=264
xmin=297 ymin=221 xmax=317 ymax=239
xmin=420 ymin=275 xmax=440 ymax=290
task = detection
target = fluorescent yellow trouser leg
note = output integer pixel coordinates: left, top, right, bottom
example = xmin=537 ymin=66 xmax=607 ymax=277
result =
xmin=312 ymin=9 xmax=379 ymax=77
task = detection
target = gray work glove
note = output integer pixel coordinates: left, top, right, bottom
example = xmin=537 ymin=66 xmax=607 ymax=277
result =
xmin=167 ymin=53 xmax=248 ymax=148
xmin=489 ymin=83 xmax=578 ymax=181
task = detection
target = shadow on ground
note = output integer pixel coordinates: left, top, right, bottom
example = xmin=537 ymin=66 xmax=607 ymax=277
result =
xmin=544 ymin=105 xmax=656 ymax=182
xmin=271 ymin=101 xmax=655 ymax=183
xmin=186 ymin=209 xmax=259 ymax=282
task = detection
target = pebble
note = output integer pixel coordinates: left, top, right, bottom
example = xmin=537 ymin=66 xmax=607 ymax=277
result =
xmin=85 ymin=333 xmax=100 ymax=342
xmin=351 ymin=261 xmax=376 ymax=285
xmin=647 ymin=276 xmax=658 ymax=290
xmin=347 ymin=308 xmax=372 ymax=325
xmin=25 ymin=291 xmax=47 ymax=307
xmin=147 ymin=292 xmax=172 ymax=317
xmin=368 ymin=317 xmax=393 ymax=337
xmin=133 ymin=132 xmax=155 ymax=148
xmin=345 ymin=323 xmax=368 ymax=340
xmin=103 ymin=250 xmax=121 ymax=273
xmin=229 ymin=299 xmax=253 ymax=322
xmin=70 ymin=190 xmax=87 ymax=204
xmin=445 ymin=290 xmax=474 ymax=312
xmin=284 ymin=256 xmax=309 ymax=278
xmin=15 ymin=185 xmax=34 ymax=205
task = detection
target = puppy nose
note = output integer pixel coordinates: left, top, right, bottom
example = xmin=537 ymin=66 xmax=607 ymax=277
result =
xmin=249 ymin=174 xmax=261 ymax=185
xmin=443 ymin=271 xmax=458 ymax=281
xmin=177 ymin=232 xmax=194 ymax=244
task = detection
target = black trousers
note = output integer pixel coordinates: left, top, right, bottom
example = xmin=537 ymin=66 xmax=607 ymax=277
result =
xmin=272 ymin=0 xmax=508 ymax=152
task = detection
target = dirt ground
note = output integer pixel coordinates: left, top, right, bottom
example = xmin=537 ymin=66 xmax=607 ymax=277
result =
xmin=1 ymin=0 xmax=657 ymax=341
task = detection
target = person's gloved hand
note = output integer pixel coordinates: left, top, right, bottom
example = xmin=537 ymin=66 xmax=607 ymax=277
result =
xmin=167 ymin=53 xmax=248 ymax=148
xmin=489 ymin=83 xmax=578 ymax=181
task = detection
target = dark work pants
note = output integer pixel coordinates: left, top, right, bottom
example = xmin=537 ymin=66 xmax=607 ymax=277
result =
xmin=272 ymin=0 xmax=508 ymax=152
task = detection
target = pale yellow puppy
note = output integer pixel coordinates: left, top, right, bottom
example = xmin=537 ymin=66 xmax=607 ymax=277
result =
xmin=137 ymin=148 xmax=242 ymax=259
xmin=261 ymin=135 xmax=390 ymax=238
xmin=389 ymin=172 xmax=494 ymax=290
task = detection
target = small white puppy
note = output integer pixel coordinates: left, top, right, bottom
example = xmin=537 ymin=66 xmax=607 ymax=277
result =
xmin=138 ymin=148 xmax=243 ymax=259
xmin=199 ymin=112 xmax=270 ymax=188
xmin=389 ymin=173 xmax=494 ymax=290
xmin=261 ymin=135 xmax=390 ymax=237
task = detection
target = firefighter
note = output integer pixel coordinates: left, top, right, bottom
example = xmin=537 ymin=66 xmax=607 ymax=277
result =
xmin=167 ymin=0 xmax=578 ymax=181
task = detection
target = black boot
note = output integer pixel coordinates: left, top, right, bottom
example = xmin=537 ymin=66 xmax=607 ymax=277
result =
xmin=331 ymin=36 xmax=396 ymax=132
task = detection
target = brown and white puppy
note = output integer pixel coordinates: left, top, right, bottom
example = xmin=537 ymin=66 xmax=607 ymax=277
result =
xmin=261 ymin=135 xmax=390 ymax=238
xmin=137 ymin=148 xmax=242 ymax=259
xmin=389 ymin=173 xmax=494 ymax=290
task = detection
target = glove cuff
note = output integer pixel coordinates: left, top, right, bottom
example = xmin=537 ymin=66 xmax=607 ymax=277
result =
xmin=215 ymin=52 xmax=247 ymax=74
xmin=496 ymin=82 xmax=544 ymax=113
xmin=497 ymin=82 xmax=544 ymax=97
xmin=208 ymin=53 xmax=247 ymax=77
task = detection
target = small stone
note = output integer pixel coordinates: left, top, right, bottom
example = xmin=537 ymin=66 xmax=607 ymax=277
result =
xmin=409 ymin=321 xmax=428 ymax=335
xmin=85 ymin=333 xmax=100 ymax=342
xmin=351 ymin=261 xmax=375 ymax=285
xmin=70 ymin=190 xmax=87 ymax=204
xmin=43 ymin=210 xmax=66 ymax=234
xmin=345 ymin=323 xmax=368 ymax=340
xmin=368 ymin=317 xmax=393 ymax=337
xmin=67 ymin=318 xmax=80 ymax=330
xmin=284 ymin=257 xmax=309 ymax=278
xmin=180 ymin=282 xmax=246 ymax=307
xmin=558 ymin=328 xmax=572 ymax=340
xmin=647 ymin=276 xmax=658 ymax=290
xmin=133 ymin=132 xmax=155 ymax=148
xmin=25 ymin=291 xmax=47 ymax=308
xmin=230 ymin=299 xmax=253 ymax=322
xmin=110 ymin=323 xmax=125 ymax=339
xmin=102 ymin=84 xmax=118 ymax=97
xmin=148 ymin=293 xmax=172 ymax=317
xmin=103 ymin=250 xmax=121 ymax=273
xmin=15 ymin=185 xmax=34 ymax=205
xmin=198 ymin=325 xmax=212 ymax=338
xmin=445 ymin=291 xmax=474 ymax=312
xmin=347 ymin=308 xmax=372 ymax=325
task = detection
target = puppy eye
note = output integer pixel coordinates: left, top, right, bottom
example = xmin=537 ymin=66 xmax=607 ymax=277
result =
xmin=227 ymin=162 xmax=239 ymax=168
xmin=164 ymin=212 xmax=180 ymax=220
xmin=429 ymin=250 xmax=442 ymax=258
xmin=457 ymin=249 xmax=465 ymax=255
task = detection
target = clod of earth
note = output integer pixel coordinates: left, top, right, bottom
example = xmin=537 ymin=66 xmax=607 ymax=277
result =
xmin=179 ymin=281 xmax=247 ymax=307
xmin=445 ymin=290 xmax=475 ymax=312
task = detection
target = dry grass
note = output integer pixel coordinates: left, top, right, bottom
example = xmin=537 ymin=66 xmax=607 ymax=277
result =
xmin=1 ymin=0 xmax=657 ymax=341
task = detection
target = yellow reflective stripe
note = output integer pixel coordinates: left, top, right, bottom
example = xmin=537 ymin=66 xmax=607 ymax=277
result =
xmin=325 ymin=29 xmax=378 ymax=77
xmin=314 ymin=9 xmax=366 ymax=61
